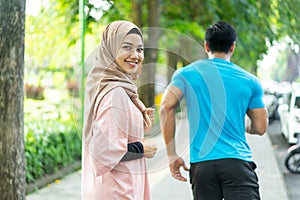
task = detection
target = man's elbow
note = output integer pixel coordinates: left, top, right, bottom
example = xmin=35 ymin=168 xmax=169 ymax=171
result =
xmin=159 ymin=102 xmax=172 ymax=117
xmin=247 ymin=108 xmax=269 ymax=136
xmin=256 ymin=127 xmax=267 ymax=136
xmin=260 ymin=114 xmax=269 ymax=135
xmin=255 ymin=119 xmax=269 ymax=136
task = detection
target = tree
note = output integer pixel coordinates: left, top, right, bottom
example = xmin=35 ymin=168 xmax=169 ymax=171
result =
xmin=161 ymin=0 xmax=278 ymax=74
xmin=101 ymin=0 xmax=161 ymax=107
xmin=272 ymin=0 xmax=300 ymax=81
xmin=0 ymin=0 xmax=26 ymax=199
xmin=24 ymin=0 xmax=300 ymax=107
xmin=284 ymin=46 xmax=300 ymax=81
xmin=274 ymin=0 xmax=300 ymax=44
xmin=138 ymin=0 xmax=161 ymax=107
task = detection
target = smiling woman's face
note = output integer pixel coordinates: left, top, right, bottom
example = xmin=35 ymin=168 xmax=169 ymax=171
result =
xmin=115 ymin=33 xmax=144 ymax=75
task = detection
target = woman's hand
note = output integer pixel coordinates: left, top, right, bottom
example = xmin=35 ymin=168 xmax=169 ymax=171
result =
xmin=141 ymin=139 xmax=157 ymax=159
xmin=144 ymin=107 xmax=155 ymax=132
xmin=146 ymin=107 xmax=155 ymax=124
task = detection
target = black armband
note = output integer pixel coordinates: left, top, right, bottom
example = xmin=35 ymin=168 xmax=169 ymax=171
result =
xmin=120 ymin=142 xmax=144 ymax=162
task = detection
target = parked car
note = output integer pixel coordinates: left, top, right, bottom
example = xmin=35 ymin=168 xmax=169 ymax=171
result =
xmin=263 ymin=94 xmax=279 ymax=122
xmin=277 ymin=83 xmax=300 ymax=144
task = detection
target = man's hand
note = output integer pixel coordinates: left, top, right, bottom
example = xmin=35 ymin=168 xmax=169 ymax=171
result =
xmin=169 ymin=155 xmax=189 ymax=182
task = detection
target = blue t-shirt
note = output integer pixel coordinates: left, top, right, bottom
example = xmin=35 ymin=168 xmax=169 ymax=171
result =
xmin=170 ymin=58 xmax=265 ymax=163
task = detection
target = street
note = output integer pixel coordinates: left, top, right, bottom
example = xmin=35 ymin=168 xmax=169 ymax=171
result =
xmin=268 ymin=119 xmax=300 ymax=200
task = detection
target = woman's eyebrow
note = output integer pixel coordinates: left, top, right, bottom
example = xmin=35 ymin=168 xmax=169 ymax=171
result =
xmin=122 ymin=42 xmax=144 ymax=47
xmin=122 ymin=42 xmax=133 ymax=46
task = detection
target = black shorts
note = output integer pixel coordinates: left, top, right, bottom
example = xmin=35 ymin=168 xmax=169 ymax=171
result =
xmin=190 ymin=158 xmax=260 ymax=200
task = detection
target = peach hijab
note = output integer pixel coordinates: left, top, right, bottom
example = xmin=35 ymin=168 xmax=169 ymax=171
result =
xmin=83 ymin=20 xmax=151 ymax=141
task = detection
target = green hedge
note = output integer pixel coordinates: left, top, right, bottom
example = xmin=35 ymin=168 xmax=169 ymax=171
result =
xmin=24 ymin=98 xmax=82 ymax=184
xmin=25 ymin=121 xmax=81 ymax=184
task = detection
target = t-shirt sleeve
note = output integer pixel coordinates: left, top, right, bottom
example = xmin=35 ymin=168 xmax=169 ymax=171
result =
xmin=248 ymin=78 xmax=265 ymax=109
xmin=169 ymin=69 xmax=186 ymax=94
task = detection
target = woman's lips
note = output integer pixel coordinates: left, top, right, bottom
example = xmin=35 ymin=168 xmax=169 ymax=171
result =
xmin=126 ymin=60 xmax=138 ymax=68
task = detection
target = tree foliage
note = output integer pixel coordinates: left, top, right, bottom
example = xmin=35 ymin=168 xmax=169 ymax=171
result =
xmin=25 ymin=0 xmax=300 ymax=104
xmin=27 ymin=0 xmax=300 ymax=72
xmin=25 ymin=2 xmax=79 ymax=70
xmin=274 ymin=0 xmax=300 ymax=44
xmin=160 ymin=0 xmax=278 ymax=73
xmin=90 ymin=0 xmax=298 ymax=76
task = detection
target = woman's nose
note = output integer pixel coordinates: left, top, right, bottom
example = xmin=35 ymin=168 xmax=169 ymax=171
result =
xmin=130 ymin=50 xmax=139 ymax=59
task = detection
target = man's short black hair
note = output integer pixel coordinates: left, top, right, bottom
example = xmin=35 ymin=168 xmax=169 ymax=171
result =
xmin=204 ymin=21 xmax=237 ymax=53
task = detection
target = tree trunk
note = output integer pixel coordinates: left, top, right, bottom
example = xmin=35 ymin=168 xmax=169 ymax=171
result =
xmin=139 ymin=0 xmax=160 ymax=107
xmin=131 ymin=0 xmax=143 ymax=27
xmin=0 ymin=1 xmax=26 ymax=199
xmin=283 ymin=49 xmax=300 ymax=82
xmin=167 ymin=51 xmax=178 ymax=83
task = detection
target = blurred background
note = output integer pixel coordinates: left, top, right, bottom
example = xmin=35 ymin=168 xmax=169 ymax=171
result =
xmin=23 ymin=0 xmax=300 ymax=193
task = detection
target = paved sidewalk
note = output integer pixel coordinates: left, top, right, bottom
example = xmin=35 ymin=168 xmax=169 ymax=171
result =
xmin=27 ymin=117 xmax=289 ymax=200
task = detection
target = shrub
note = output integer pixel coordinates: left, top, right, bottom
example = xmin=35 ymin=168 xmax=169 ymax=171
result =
xmin=24 ymin=98 xmax=81 ymax=184
xmin=24 ymin=83 xmax=45 ymax=100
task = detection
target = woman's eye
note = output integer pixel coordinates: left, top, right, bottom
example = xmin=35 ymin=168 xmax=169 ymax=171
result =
xmin=122 ymin=46 xmax=131 ymax=50
xmin=137 ymin=48 xmax=144 ymax=53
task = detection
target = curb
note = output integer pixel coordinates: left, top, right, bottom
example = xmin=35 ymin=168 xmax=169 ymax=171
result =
xmin=26 ymin=161 xmax=81 ymax=194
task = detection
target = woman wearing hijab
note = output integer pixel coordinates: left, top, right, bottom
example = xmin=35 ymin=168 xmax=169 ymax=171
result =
xmin=82 ymin=21 xmax=158 ymax=200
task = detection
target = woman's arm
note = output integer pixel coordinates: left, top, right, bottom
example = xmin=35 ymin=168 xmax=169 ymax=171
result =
xmin=120 ymin=140 xmax=157 ymax=162
xmin=120 ymin=142 xmax=144 ymax=162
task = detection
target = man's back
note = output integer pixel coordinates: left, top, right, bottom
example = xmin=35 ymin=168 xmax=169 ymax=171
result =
xmin=160 ymin=21 xmax=268 ymax=200
xmin=170 ymin=58 xmax=265 ymax=163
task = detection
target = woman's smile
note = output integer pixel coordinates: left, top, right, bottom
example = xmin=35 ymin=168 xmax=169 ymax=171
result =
xmin=125 ymin=59 xmax=138 ymax=68
xmin=116 ymin=33 xmax=144 ymax=75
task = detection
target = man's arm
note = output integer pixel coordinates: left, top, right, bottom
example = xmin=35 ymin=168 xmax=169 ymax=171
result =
xmin=160 ymin=86 xmax=189 ymax=181
xmin=246 ymin=108 xmax=268 ymax=135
